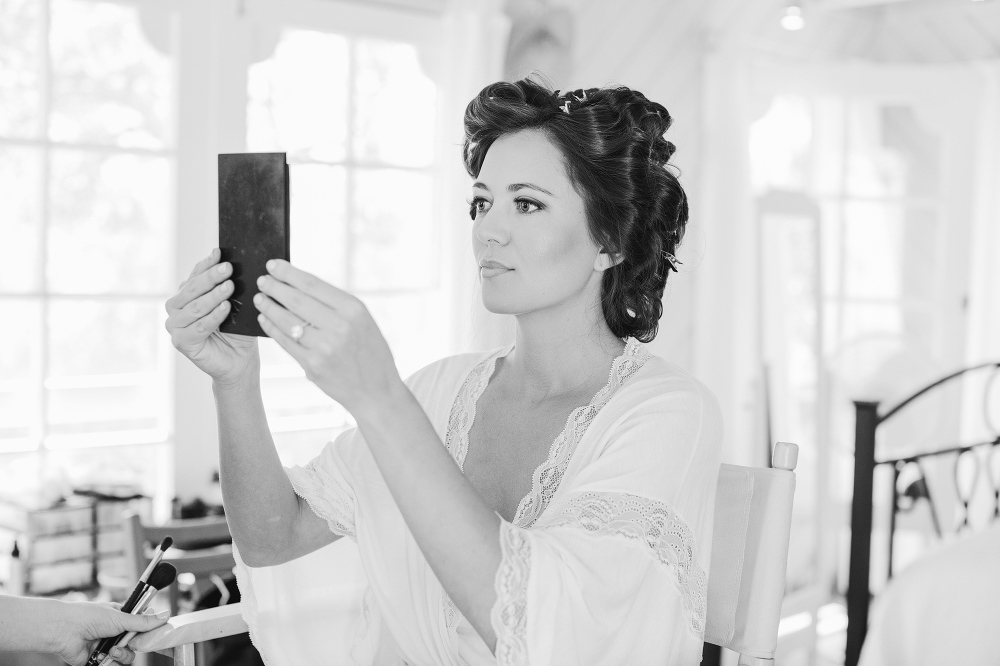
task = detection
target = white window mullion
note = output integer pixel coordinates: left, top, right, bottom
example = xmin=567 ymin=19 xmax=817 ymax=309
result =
xmin=36 ymin=0 xmax=53 ymax=459
xmin=344 ymin=37 xmax=358 ymax=293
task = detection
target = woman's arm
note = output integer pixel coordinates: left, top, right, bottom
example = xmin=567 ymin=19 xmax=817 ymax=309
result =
xmin=252 ymin=261 xmax=505 ymax=646
xmin=352 ymin=382 xmax=504 ymax=651
xmin=214 ymin=378 xmax=340 ymax=567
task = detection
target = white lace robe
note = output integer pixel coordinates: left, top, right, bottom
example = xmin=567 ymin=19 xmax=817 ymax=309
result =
xmin=233 ymin=339 xmax=723 ymax=665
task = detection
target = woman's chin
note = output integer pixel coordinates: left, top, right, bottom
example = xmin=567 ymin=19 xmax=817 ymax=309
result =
xmin=480 ymin=288 xmax=525 ymax=316
xmin=481 ymin=297 xmax=518 ymax=315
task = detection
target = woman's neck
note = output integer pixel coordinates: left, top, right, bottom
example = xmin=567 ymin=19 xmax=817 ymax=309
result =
xmin=500 ymin=307 xmax=626 ymax=402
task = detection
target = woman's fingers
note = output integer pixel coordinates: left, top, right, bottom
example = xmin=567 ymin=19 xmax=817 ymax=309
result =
xmin=255 ymin=275 xmax=340 ymax=333
xmin=265 ymin=259 xmax=354 ymax=311
xmin=108 ymin=645 xmax=135 ymax=665
xmin=186 ymin=247 xmax=220 ymax=281
xmin=172 ymin=279 xmax=233 ymax=330
xmin=172 ymin=298 xmax=231 ymax=346
xmin=167 ymin=261 xmax=231 ymax=314
xmin=256 ymin=311 xmax=310 ymax=365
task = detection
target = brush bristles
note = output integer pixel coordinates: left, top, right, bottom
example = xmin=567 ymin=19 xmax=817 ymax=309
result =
xmin=159 ymin=536 xmax=173 ymax=551
xmin=147 ymin=562 xmax=178 ymax=590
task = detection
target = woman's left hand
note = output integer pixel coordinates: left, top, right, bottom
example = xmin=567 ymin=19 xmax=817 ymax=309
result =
xmin=254 ymin=260 xmax=402 ymax=412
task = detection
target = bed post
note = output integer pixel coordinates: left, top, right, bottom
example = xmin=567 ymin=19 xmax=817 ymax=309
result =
xmin=845 ymin=400 xmax=879 ymax=666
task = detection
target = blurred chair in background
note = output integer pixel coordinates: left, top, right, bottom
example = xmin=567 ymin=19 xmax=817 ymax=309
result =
xmin=122 ymin=511 xmax=237 ymax=666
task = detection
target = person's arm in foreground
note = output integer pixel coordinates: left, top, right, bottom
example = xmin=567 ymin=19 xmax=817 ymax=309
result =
xmin=0 ymin=595 xmax=167 ymax=665
xmin=164 ymin=249 xmax=341 ymax=567
xmin=254 ymin=260 xmax=505 ymax=651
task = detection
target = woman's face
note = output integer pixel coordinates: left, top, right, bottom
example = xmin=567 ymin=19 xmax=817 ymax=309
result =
xmin=470 ymin=128 xmax=606 ymax=317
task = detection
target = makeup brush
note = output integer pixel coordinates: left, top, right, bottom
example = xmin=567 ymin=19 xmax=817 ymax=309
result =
xmin=87 ymin=562 xmax=178 ymax=666
xmin=122 ymin=537 xmax=173 ymax=615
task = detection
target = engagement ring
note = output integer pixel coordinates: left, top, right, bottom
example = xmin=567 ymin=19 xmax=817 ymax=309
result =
xmin=290 ymin=321 xmax=312 ymax=341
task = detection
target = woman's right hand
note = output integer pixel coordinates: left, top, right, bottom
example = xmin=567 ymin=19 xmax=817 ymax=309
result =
xmin=165 ymin=248 xmax=259 ymax=388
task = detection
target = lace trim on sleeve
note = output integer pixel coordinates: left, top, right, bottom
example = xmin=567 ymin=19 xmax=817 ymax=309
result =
xmin=285 ymin=459 xmax=356 ymax=539
xmin=513 ymin=338 xmax=650 ymax=528
xmin=536 ymin=491 xmax=708 ymax=638
xmin=230 ymin=542 xmax=272 ymax=665
xmin=490 ymin=520 xmax=531 ymax=666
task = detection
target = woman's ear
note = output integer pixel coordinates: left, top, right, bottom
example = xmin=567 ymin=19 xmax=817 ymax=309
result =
xmin=594 ymin=250 xmax=624 ymax=272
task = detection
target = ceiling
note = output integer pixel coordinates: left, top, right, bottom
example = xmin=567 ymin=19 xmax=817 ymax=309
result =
xmin=710 ymin=0 xmax=1000 ymax=62
xmin=562 ymin=0 xmax=1000 ymax=64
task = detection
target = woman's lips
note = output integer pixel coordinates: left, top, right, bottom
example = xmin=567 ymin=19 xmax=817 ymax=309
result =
xmin=480 ymin=266 xmax=512 ymax=278
xmin=479 ymin=259 xmax=512 ymax=278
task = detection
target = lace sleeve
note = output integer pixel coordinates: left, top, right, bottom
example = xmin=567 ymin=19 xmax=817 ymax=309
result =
xmin=285 ymin=456 xmax=356 ymax=539
xmin=491 ymin=520 xmax=531 ymax=665
xmin=536 ymin=491 xmax=707 ymax=637
xmin=488 ymin=491 xmax=709 ymax=666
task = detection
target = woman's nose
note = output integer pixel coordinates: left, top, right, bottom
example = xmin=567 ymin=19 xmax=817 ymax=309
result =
xmin=474 ymin=208 xmax=510 ymax=246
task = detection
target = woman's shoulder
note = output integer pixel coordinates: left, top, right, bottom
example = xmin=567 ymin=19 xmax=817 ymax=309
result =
xmin=597 ymin=348 xmax=725 ymax=454
xmin=627 ymin=350 xmax=722 ymax=416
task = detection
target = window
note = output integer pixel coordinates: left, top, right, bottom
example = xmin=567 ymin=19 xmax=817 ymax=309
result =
xmin=749 ymin=86 xmax=974 ymax=595
xmin=0 ymin=0 xmax=175 ymax=494
xmin=244 ymin=26 xmax=447 ymax=465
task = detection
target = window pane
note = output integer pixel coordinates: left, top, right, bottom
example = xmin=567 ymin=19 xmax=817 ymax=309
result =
xmin=836 ymin=302 xmax=904 ymax=341
xmin=49 ymin=0 xmax=173 ymax=149
xmin=0 ymin=299 xmax=41 ymax=451
xmin=259 ymin=336 xmax=349 ymax=438
xmin=48 ymin=150 xmax=171 ymax=294
xmin=748 ymin=94 xmax=812 ymax=194
xmin=364 ymin=292 xmax=448 ymax=379
xmin=842 ymin=201 xmax=903 ymax=300
xmin=0 ymin=0 xmax=44 ymax=138
xmin=289 ymin=163 xmax=347 ymax=287
xmin=899 ymin=205 xmax=939 ymax=306
xmin=247 ymin=29 xmax=349 ymax=162
xmin=0 ymin=146 xmax=43 ymax=292
xmin=351 ymin=168 xmax=435 ymax=291
xmin=45 ymin=442 xmax=170 ymax=494
xmin=353 ymin=39 xmax=435 ymax=167
xmin=844 ymin=103 xmax=941 ymax=199
xmin=46 ymin=299 xmax=166 ymax=443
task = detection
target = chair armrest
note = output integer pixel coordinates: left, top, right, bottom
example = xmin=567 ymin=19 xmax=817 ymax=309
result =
xmin=129 ymin=603 xmax=248 ymax=654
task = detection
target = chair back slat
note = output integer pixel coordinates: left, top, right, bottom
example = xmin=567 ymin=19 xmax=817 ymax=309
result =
xmin=705 ymin=451 xmax=797 ymax=660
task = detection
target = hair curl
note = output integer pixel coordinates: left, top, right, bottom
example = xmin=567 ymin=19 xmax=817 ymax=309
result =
xmin=463 ymin=78 xmax=688 ymax=343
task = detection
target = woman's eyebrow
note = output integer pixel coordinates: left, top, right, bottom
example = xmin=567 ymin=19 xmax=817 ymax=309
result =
xmin=471 ymin=181 xmax=490 ymax=191
xmin=509 ymin=183 xmax=554 ymax=196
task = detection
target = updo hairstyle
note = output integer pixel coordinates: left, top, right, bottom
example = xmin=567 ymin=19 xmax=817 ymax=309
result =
xmin=463 ymin=77 xmax=688 ymax=343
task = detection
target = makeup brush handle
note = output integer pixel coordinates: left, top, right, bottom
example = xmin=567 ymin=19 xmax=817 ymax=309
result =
xmin=95 ymin=629 xmax=141 ymax=666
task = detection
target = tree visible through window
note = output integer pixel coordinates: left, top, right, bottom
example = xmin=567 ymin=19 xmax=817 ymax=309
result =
xmin=0 ymin=0 xmax=175 ymax=495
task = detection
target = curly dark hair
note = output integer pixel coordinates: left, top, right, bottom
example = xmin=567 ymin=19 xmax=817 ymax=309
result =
xmin=463 ymin=77 xmax=688 ymax=343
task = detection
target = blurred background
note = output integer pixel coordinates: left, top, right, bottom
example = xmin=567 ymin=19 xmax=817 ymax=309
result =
xmin=1 ymin=0 xmax=999 ymax=664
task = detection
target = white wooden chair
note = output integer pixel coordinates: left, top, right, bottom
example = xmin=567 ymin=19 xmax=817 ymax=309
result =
xmin=132 ymin=442 xmax=799 ymax=665
xmin=704 ymin=441 xmax=799 ymax=666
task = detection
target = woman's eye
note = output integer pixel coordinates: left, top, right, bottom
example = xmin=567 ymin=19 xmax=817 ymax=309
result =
xmin=514 ymin=198 xmax=542 ymax=214
xmin=468 ymin=197 xmax=491 ymax=220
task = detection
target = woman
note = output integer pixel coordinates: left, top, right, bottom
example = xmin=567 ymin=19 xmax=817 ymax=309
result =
xmin=0 ymin=595 xmax=167 ymax=665
xmin=165 ymin=78 xmax=722 ymax=665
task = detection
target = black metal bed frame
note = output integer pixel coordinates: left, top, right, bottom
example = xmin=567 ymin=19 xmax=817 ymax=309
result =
xmin=844 ymin=361 xmax=1000 ymax=666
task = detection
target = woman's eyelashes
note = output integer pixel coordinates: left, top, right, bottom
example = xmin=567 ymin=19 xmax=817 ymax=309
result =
xmin=467 ymin=195 xmax=544 ymax=220
xmin=468 ymin=196 xmax=491 ymax=220
xmin=513 ymin=197 xmax=543 ymax=214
